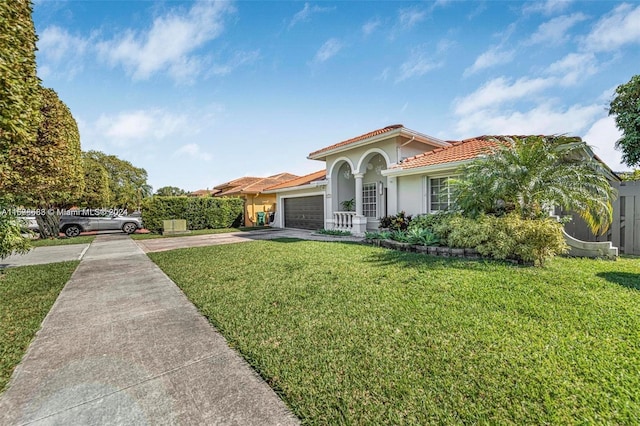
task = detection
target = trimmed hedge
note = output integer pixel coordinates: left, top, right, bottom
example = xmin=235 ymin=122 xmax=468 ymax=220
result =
xmin=141 ymin=197 xmax=244 ymax=233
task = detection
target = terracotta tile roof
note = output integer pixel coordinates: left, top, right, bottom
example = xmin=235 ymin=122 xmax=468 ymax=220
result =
xmin=265 ymin=170 xmax=326 ymax=191
xmin=395 ymin=136 xmax=503 ymax=170
xmin=214 ymin=172 xmax=300 ymax=196
xmin=309 ymin=124 xmax=404 ymax=158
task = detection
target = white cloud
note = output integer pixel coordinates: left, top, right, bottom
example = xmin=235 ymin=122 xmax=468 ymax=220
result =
xmin=463 ymin=47 xmax=515 ymax=77
xmin=174 ymin=143 xmax=213 ymax=161
xmin=211 ymin=50 xmax=261 ymax=76
xmin=455 ymin=102 xmax=602 ymax=137
xmin=97 ymin=1 xmax=234 ymax=81
xmin=527 ymin=13 xmax=587 ymax=45
xmin=583 ymin=3 xmax=640 ymax=52
xmin=289 ymin=2 xmax=335 ymax=29
xmin=37 ymin=26 xmax=91 ymax=79
xmin=545 ymin=52 xmax=598 ymax=86
xmin=362 ymin=18 xmax=381 ymax=36
xmin=454 ymin=76 xmax=555 ymax=116
xmin=313 ymin=38 xmax=343 ymax=63
xmin=94 ymin=110 xmax=190 ymax=144
xmin=582 ymin=115 xmax=626 ymax=171
xmin=398 ymin=6 xmax=427 ymax=28
xmin=396 ymin=47 xmax=442 ymax=82
xmin=523 ymin=0 xmax=573 ymax=16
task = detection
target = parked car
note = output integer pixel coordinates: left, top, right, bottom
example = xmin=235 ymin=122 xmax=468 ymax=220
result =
xmin=59 ymin=211 xmax=143 ymax=237
xmin=18 ymin=216 xmax=39 ymax=233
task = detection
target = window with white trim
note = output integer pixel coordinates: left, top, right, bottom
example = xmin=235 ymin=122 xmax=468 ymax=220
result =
xmin=363 ymin=183 xmax=377 ymax=218
xmin=429 ymin=177 xmax=453 ymax=212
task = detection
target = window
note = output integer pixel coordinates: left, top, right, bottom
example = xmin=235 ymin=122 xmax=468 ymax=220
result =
xmin=363 ymin=183 xmax=377 ymax=218
xmin=430 ymin=177 xmax=452 ymax=212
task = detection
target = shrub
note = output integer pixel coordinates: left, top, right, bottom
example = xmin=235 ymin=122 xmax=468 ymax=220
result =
xmin=379 ymin=211 xmax=412 ymax=231
xmin=431 ymin=213 xmax=568 ymax=266
xmin=141 ymin=196 xmax=244 ymax=233
xmin=389 ymin=230 xmax=410 ymax=243
xmin=408 ymin=212 xmax=450 ymax=232
xmin=406 ymin=228 xmax=439 ymax=246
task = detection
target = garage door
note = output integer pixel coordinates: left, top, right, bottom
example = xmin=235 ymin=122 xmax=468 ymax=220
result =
xmin=284 ymin=196 xmax=324 ymax=230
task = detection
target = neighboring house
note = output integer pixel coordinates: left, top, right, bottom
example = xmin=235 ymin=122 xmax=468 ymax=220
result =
xmin=264 ymin=124 xmax=619 ymax=236
xmin=213 ymin=173 xmax=298 ymax=226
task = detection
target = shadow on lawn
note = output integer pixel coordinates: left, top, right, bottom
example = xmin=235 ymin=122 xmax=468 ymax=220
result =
xmin=363 ymin=246 xmax=512 ymax=271
xmin=597 ymin=272 xmax=640 ymax=290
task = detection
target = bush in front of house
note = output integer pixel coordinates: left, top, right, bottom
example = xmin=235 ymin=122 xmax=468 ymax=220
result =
xmin=379 ymin=211 xmax=412 ymax=231
xmin=441 ymin=214 xmax=568 ymax=266
xmin=141 ymin=196 xmax=244 ymax=233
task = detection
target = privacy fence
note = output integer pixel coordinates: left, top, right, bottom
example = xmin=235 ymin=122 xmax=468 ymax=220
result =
xmin=563 ymin=180 xmax=640 ymax=255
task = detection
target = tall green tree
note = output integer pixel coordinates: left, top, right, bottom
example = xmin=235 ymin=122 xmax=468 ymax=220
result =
xmin=0 ymin=0 xmax=40 ymax=255
xmin=453 ymin=136 xmax=617 ymax=235
xmin=18 ymin=87 xmax=85 ymax=237
xmin=84 ymin=151 xmax=152 ymax=210
xmin=155 ymin=186 xmax=187 ymax=197
xmin=80 ymin=152 xmax=111 ymax=207
xmin=0 ymin=0 xmax=41 ymax=190
xmin=609 ymin=75 xmax=640 ymax=167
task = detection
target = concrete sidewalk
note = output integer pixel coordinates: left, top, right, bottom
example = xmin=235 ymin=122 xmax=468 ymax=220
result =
xmin=0 ymin=244 xmax=89 ymax=268
xmin=0 ymin=234 xmax=299 ymax=425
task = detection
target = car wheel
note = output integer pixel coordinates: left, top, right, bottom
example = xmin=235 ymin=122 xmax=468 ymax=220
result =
xmin=122 ymin=222 xmax=138 ymax=234
xmin=64 ymin=225 xmax=81 ymax=237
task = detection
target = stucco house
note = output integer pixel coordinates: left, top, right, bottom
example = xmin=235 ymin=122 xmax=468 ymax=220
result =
xmin=213 ymin=173 xmax=298 ymax=226
xmin=264 ymin=124 xmax=618 ymax=236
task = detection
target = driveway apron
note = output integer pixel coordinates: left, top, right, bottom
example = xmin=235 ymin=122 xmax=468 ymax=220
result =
xmin=0 ymin=234 xmax=299 ymax=425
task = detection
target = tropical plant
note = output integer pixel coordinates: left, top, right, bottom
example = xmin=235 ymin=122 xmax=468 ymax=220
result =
xmin=389 ymin=230 xmax=410 ymax=243
xmin=379 ymin=211 xmax=412 ymax=231
xmin=316 ymin=229 xmax=352 ymax=236
xmin=340 ymin=198 xmax=355 ymax=211
xmin=452 ymin=136 xmax=616 ymax=235
xmin=406 ymin=228 xmax=440 ymax=246
xmin=609 ymin=75 xmax=640 ymax=167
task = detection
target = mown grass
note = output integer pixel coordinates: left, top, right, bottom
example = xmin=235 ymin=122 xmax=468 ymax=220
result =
xmin=0 ymin=261 xmax=79 ymax=392
xmin=150 ymin=240 xmax=640 ymax=424
xmin=130 ymin=226 xmax=274 ymax=240
xmin=29 ymin=235 xmax=95 ymax=247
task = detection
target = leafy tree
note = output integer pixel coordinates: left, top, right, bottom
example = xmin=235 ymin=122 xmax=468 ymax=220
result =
xmin=12 ymin=87 xmax=85 ymax=237
xmin=0 ymin=0 xmax=41 ymax=190
xmin=0 ymin=0 xmax=40 ymax=253
xmin=155 ymin=186 xmax=187 ymax=197
xmin=453 ymin=136 xmax=617 ymax=235
xmin=619 ymin=169 xmax=640 ymax=181
xmin=84 ymin=151 xmax=152 ymax=210
xmin=609 ymin=75 xmax=640 ymax=167
xmin=80 ymin=152 xmax=111 ymax=207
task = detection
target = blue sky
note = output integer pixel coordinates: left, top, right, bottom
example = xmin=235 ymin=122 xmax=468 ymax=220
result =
xmin=33 ymin=0 xmax=639 ymax=191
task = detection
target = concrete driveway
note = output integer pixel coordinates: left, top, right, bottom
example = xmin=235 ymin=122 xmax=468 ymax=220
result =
xmin=135 ymin=228 xmax=363 ymax=253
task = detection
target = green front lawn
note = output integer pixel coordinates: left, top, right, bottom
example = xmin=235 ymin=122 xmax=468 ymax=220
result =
xmin=150 ymin=240 xmax=640 ymax=424
xmin=130 ymin=226 xmax=274 ymax=240
xmin=0 ymin=261 xmax=79 ymax=392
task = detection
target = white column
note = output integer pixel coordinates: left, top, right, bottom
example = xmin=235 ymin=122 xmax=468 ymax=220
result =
xmin=354 ymin=173 xmax=364 ymax=216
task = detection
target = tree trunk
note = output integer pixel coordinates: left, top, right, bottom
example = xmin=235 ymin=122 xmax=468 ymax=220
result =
xmin=35 ymin=211 xmax=60 ymax=238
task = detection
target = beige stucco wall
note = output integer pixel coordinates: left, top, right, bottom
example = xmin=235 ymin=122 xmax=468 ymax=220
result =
xmin=397 ymin=174 xmax=424 ymax=216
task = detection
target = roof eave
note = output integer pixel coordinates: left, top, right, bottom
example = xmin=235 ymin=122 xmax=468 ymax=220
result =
xmin=263 ymin=180 xmax=328 ymax=194
xmin=307 ymin=128 xmax=449 ymax=160
xmin=382 ymin=160 xmax=472 ymax=177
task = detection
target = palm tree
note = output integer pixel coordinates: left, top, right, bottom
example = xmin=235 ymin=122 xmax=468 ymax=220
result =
xmin=452 ymin=136 xmax=617 ymax=235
